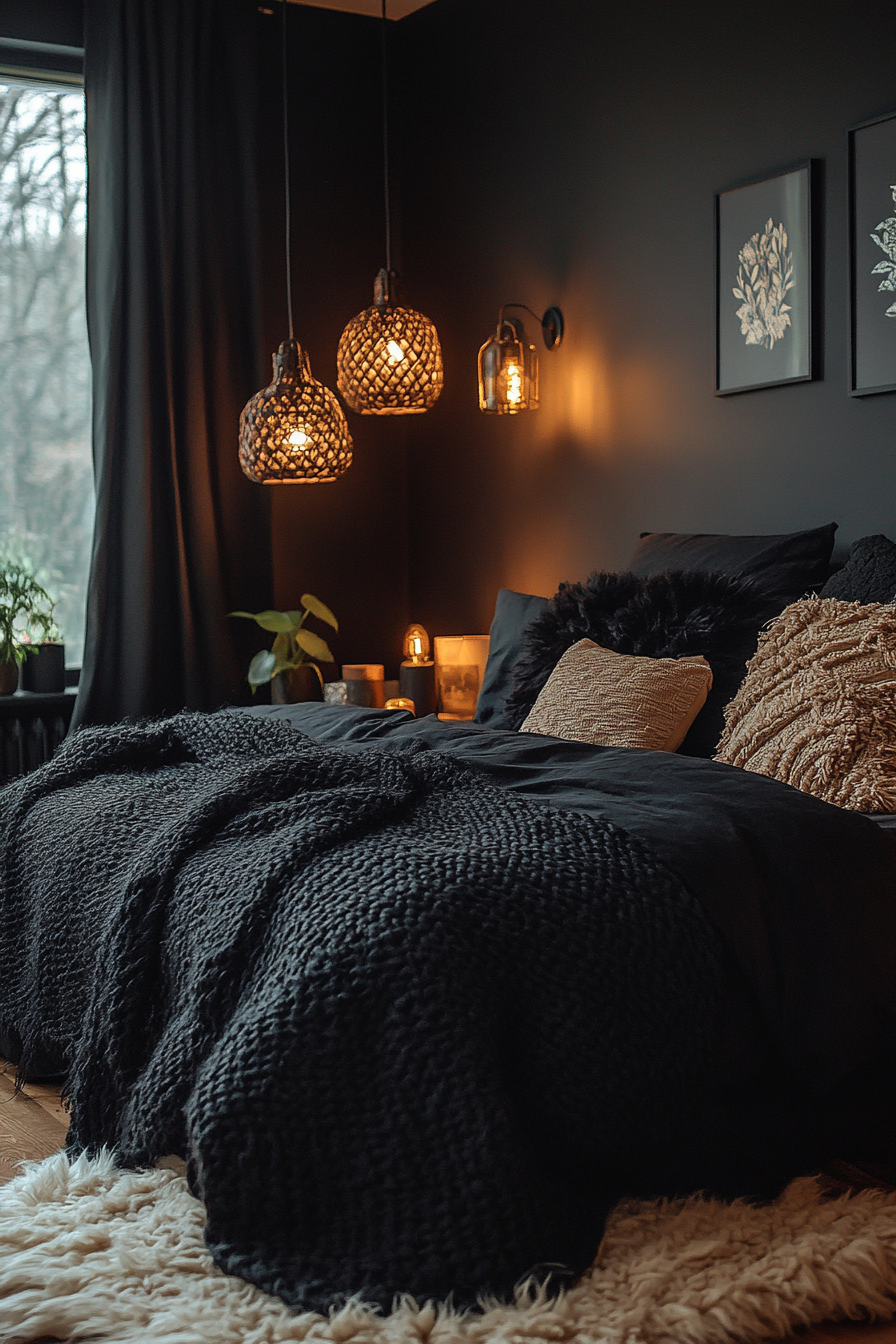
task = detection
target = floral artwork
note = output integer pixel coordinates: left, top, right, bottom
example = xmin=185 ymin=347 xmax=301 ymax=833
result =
xmin=870 ymin=184 xmax=896 ymax=319
xmin=717 ymin=163 xmax=810 ymax=393
xmin=733 ymin=218 xmax=795 ymax=349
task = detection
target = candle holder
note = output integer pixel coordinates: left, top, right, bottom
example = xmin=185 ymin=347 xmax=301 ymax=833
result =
xmin=434 ymin=635 xmax=490 ymax=719
xmin=399 ymin=623 xmax=437 ymax=717
xmin=342 ymin=663 xmax=385 ymax=708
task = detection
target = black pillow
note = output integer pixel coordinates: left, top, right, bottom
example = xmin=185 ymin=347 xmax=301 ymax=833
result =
xmin=820 ymin=535 xmax=896 ymax=605
xmin=475 ymin=588 xmax=550 ymax=729
xmin=506 ymin=570 xmax=778 ymax=758
xmin=628 ymin=523 xmax=837 ymax=607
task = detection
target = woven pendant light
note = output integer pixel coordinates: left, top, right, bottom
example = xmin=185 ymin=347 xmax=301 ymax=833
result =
xmin=336 ymin=1 xmax=442 ymax=416
xmin=240 ymin=0 xmax=352 ymax=483
xmin=240 ymin=339 xmax=352 ymax=483
xmin=338 ymin=268 xmax=442 ymax=415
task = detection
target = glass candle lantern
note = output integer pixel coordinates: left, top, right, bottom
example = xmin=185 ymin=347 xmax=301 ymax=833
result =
xmin=434 ymin=635 xmax=491 ymax=719
xmin=342 ymin=663 xmax=385 ymax=709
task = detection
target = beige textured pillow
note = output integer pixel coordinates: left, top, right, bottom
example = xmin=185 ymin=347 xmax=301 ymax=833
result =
xmin=520 ymin=638 xmax=713 ymax=751
xmin=715 ymin=597 xmax=896 ymax=811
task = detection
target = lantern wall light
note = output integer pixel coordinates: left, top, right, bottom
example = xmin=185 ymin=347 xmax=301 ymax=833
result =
xmin=336 ymin=1 xmax=443 ymax=415
xmin=478 ymin=303 xmax=564 ymax=414
xmin=240 ymin=0 xmax=352 ymax=483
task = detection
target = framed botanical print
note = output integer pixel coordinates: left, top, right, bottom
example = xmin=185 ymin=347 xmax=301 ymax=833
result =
xmin=716 ymin=163 xmax=812 ymax=395
xmin=848 ymin=112 xmax=896 ymax=396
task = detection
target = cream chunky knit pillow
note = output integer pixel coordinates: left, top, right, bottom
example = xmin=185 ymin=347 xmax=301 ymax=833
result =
xmin=715 ymin=597 xmax=896 ymax=811
xmin=520 ymin=638 xmax=713 ymax=751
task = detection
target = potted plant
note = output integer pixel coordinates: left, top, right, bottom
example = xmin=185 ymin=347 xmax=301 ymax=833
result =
xmin=0 ymin=558 xmax=58 ymax=696
xmin=230 ymin=594 xmax=338 ymax=703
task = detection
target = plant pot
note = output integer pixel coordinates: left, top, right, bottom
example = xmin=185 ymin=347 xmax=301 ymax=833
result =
xmin=20 ymin=642 xmax=66 ymax=694
xmin=0 ymin=662 xmax=18 ymax=696
xmin=271 ymin=663 xmax=324 ymax=705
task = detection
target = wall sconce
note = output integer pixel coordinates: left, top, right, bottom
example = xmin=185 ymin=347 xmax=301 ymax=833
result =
xmin=478 ymin=303 xmax=564 ymax=414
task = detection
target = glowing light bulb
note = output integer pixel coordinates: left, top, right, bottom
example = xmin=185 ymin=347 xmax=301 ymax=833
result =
xmin=287 ymin=428 xmax=309 ymax=450
xmin=402 ymin=623 xmax=431 ymax=664
xmin=386 ymin=340 xmax=405 ymax=366
xmin=506 ymin=363 xmax=522 ymax=405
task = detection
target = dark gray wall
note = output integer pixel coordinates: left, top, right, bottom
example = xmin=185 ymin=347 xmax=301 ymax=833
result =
xmin=397 ymin=0 xmax=896 ymax=635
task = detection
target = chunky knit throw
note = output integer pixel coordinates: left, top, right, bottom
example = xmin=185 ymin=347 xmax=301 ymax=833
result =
xmin=0 ymin=712 xmax=774 ymax=1310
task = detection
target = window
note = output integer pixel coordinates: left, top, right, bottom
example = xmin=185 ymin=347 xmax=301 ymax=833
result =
xmin=0 ymin=76 xmax=93 ymax=667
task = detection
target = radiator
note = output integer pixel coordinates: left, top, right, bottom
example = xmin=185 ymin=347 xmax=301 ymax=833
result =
xmin=0 ymin=692 xmax=76 ymax=784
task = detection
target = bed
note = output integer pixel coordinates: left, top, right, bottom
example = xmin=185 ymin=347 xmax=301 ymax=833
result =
xmin=1 ymin=522 xmax=896 ymax=1312
xmin=0 ymin=697 xmax=894 ymax=1313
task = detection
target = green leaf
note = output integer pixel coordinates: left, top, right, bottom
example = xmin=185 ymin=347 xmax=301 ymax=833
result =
xmin=247 ymin=649 xmax=277 ymax=686
xmin=284 ymin=610 xmax=306 ymax=629
xmin=294 ymin=628 xmax=334 ymax=663
xmin=230 ymin=609 xmax=295 ymax=633
xmin=271 ymin=631 xmax=293 ymax=661
xmin=300 ymin=593 xmax=338 ymax=631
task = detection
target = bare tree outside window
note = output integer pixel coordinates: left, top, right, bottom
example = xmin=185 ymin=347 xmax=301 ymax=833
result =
xmin=0 ymin=79 xmax=93 ymax=666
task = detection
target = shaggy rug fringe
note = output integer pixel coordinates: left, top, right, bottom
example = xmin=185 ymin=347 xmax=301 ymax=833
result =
xmin=1 ymin=1151 xmax=895 ymax=1344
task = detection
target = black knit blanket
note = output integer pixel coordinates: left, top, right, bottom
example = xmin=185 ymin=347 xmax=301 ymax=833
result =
xmin=1 ymin=712 xmax=742 ymax=1309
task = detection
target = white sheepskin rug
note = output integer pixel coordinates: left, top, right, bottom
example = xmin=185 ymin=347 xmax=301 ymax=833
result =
xmin=1 ymin=1152 xmax=895 ymax=1344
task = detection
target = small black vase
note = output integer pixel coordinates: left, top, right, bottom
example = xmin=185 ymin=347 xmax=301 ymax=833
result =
xmin=20 ymin=643 xmax=66 ymax=694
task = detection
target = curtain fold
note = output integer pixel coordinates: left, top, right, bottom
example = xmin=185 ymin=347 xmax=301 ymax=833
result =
xmin=73 ymin=0 xmax=271 ymax=727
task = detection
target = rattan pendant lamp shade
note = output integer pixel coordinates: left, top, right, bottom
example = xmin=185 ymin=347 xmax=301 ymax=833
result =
xmin=240 ymin=1 xmax=352 ymax=483
xmin=336 ymin=1 xmax=442 ymax=416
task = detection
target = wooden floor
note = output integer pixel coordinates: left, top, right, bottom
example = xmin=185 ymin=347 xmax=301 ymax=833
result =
xmin=0 ymin=1056 xmax=68 ymax=1183
xmin=1 ymin=1059 xmax=894 ymax=1344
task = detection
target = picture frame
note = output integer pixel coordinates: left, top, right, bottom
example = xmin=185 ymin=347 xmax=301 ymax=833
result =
xmin=848 ymin=111 xmax=896 ymax=397
xmin=715 ymin=162 xmax=813 ymax=395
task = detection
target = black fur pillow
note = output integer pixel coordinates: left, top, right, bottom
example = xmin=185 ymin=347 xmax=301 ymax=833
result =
xmin=820 ymin=535 xmax=896 ymax=605
xmin=506 ymin=570 xmax=778 ymax=757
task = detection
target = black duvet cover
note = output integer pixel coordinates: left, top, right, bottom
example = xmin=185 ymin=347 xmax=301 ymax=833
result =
xmin=0 ymin=704 xmax=893 ymax=1312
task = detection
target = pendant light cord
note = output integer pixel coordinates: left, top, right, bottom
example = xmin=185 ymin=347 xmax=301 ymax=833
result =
xmin=381 ymin=0 xmax=391 ymax=275
xmin=282 ymin=0 xmax=294 ymax=340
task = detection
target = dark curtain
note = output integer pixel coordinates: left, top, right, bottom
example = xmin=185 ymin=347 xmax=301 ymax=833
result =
xmin=73 ymin=0 xmax=271 ymax=727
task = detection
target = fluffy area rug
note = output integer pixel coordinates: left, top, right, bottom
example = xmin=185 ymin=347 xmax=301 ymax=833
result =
xmin=1 ymin=1154 xmax=895 ymax=1344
